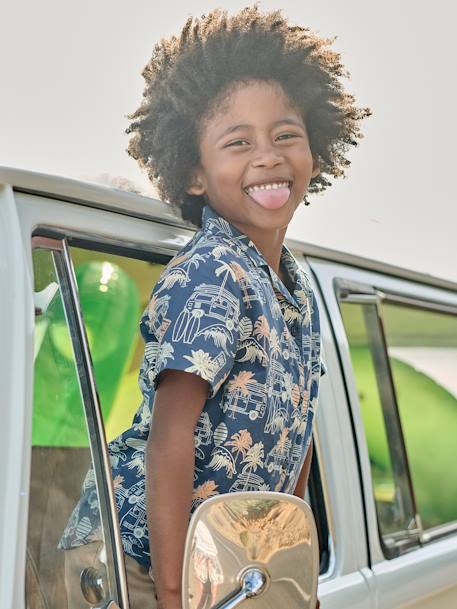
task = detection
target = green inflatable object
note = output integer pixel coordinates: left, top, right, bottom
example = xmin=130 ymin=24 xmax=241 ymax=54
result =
xmin=33 ymin=261 xmax=140 ymax=447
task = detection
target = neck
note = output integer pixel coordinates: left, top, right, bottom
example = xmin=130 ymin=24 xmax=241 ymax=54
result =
xmin=234 ymin=223 xmax=287 ymax=274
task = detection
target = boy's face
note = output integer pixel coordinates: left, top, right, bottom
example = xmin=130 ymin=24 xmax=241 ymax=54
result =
xmin=186 ymin=79 xmax=320 ymax=239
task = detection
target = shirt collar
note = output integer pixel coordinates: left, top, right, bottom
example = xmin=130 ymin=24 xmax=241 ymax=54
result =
xmin=201 ymin=204 xmax=310 ymax=311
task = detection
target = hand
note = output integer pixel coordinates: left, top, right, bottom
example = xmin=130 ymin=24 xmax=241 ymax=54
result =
xmin=157 ymin=594 xmax=182 ymax=609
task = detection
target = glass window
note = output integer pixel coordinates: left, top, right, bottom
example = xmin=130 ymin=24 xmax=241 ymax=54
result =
xmin=382 ymin=303 xmax=457 ymax=529
xmin=68 ymin=246 xmax=165 ymax=441
xmin=340 ymin=291 xmax=457 ymax=557
xmin=340 ymin=300 xmax=418 ymax=557
xmin=27 ymin=246 xmax=118 ymax=609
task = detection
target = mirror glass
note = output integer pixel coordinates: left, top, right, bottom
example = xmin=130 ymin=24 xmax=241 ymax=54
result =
xmin=182 ymin=491 xmax=319 ymax=609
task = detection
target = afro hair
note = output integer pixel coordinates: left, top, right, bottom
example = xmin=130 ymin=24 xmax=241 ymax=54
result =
xmin=125 ymin=4 xmax=371 ymax=227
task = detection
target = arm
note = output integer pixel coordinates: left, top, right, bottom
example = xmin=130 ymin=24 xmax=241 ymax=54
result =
xmin=293 ymin=437 xmax=314 ymax=499
xmin=146 ymin=369 xmax=209 ymax=609
xmin=293 ymin=439 xmax=321 ymax=609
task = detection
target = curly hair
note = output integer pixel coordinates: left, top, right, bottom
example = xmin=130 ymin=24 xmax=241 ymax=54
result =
xmin=125 ymin=4 xmax=371 ymax=227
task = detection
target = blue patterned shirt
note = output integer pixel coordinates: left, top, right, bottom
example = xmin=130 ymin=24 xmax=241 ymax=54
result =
xmin=60 ymin=204 xmax=327 ymax=567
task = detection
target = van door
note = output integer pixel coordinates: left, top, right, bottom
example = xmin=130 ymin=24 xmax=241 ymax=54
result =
xmin=295 ymin=256 xmax=375 ymax=608
xmin=308 ymin=256 xmax=457 ymax=609
xmin=13 ymin=189 xmax=191 ymax=609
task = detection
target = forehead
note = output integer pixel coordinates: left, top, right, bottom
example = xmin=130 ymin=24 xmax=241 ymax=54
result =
xmin=200 ymin=79 xmax=302 ymax=139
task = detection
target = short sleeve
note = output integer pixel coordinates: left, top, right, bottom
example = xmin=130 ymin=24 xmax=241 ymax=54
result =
xmin=141 ymin=246 xmax=244 ymax=399
xmin=320 ymin=358 xmax=327 ymax=377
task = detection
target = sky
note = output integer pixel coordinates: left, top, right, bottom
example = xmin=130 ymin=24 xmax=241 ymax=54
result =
xmin=1 ymin=0 xmax=456 ymax=282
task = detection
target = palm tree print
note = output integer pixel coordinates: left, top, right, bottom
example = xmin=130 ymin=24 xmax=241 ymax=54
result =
xmin=183 ymin=349 xmax=215 ymax=381
xmin=155 ymin=268 xmax=189 ymax=294
xmin=269 ymin=327 xmax=281 ymax=359
xmin=226 ymin=429 xmax=253 ymax=463
xmin=241 ymin=442 xmax=264 ymax=474
xmin=225 ymin=370 xmax=256 ymax=419
xmin=201 ymin=326 xmax=232 ymax=352
xmin=230 ymin=261 xmax=251 ymax=303
xmin=192 ymin=480 xmax=219 ymax=509
xmin=253 ymin=315 xmax=270 ymax=349
xmin=211 ymin=244 xmax=231 ymax=259
xmin=239 ymin=316 xmax=253 ymax=342
xmin=276 ymin=428 xmax=290 ymax=455
xmin=227 ymin=370 xmax=254 ymax=397
xmin=240 ymin=442 xmax=265 ymax=490
xmin=236 ymin=337 xmax=268 ymax=365
xmin=208 ymin=446 xmax=236 ymax=478
xmin=214 ymin=260 xmax=237 ymax=300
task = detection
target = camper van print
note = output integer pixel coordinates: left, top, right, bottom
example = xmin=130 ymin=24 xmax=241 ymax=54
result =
xmin=221 ymin=374 xmax=266 ymax=421
xmin=172 ymin=283 xmax=239 ymax=346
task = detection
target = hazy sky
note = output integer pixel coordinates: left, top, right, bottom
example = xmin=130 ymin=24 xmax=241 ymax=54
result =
xmin=1 ymin=1 xmax=456 ymax=282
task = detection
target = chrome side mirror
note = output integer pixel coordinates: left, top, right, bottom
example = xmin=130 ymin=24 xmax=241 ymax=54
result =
xmin=182 ymin=492 xmax=319 ymax=609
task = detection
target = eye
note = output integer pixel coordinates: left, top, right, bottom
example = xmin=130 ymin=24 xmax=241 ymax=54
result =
xmin=276 ymin=133 xmax=299 ymax=141
xmin=225 ymin=139 xmax=249 ymax=147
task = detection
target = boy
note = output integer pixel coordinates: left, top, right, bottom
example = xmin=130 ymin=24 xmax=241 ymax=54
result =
xmin=60 ymin=5 xmax=370 ymax=609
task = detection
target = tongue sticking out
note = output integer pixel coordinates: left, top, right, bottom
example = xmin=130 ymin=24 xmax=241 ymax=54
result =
xmin=247 ymin=186 xmax=290 ymax=210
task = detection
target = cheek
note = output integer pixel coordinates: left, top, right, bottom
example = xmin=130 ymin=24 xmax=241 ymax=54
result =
xmin=293 ymin=146 xmax=314 ymax=174
xmin=207 ymin=158 xmax=243 ymax=191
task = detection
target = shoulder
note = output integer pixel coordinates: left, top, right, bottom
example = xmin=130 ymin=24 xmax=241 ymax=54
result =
xmin=157 ymin=231 xmax=249 ymax=292
xmin=142 ymin=232 xmax=247 ymax=336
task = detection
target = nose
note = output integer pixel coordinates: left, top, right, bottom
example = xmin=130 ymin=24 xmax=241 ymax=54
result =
xmin=251 ymin=141 xmax=284 ymax=168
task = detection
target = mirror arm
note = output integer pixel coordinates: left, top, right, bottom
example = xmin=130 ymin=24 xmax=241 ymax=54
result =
xmin=213 ymin=568 xmax=267 ymax=609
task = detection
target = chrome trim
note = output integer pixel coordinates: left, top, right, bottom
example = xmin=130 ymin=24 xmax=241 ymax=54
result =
xmin=338 ymin=294 xmax=378 ymax=304
xmin=58 ymin=239 xmax=130 ymax=609
xmin=32 ymin=223 xmax=193 ymax=259
xmin=31 ymin=236 xmax=64 ymax=250
xmin=30 ymin=238 xmax=130 ymax=606
xmin=421 ymin=520 xmax=457 ymax=543
xmin=376 ymin=289 xmax=457 ymax=316
xmin=215 ymin=568 xmax=268 ymax=609
xmin=374 ymin=296 xmax=422 ymax=545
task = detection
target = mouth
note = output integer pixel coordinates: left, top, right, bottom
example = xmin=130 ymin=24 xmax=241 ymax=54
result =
xmin=243 ymin=179 xmax=293 ymax=195
xmin=243 ymin=180 xmax=293 ymax=210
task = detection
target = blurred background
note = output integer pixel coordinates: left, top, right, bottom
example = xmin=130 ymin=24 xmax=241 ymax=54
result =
xmin=1 ymin=0 xmax=456 ymax=281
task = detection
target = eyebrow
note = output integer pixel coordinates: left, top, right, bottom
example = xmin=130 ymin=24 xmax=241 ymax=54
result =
xmin=216 ymin=117 xmax=305 ymax=142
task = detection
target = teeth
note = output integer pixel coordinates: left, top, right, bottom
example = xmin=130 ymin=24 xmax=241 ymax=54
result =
xmin=246 ymin=181 xmax=290 ymax=193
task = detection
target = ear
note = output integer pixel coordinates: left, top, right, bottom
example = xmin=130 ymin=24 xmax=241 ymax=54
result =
xmin=186 ymin=167 xmax=206 ymax=196
xmin=311 ymin=154 xmax=320 ymax=179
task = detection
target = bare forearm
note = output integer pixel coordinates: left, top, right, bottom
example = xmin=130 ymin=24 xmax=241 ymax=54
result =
xmin=146 ymin=427 xmax=195 ymax=608
xmin=145 ymin=369 xmax=209 ymax=609
xmin=294 ymin=438 xmax=313 ymax=499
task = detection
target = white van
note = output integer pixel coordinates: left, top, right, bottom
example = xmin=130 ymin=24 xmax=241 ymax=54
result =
xmin=1 ymin=166 xmax=456 ymax=609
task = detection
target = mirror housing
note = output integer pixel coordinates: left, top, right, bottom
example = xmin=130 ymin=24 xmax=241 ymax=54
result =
xmin=182 ymin=491 xmax=319 ymax=609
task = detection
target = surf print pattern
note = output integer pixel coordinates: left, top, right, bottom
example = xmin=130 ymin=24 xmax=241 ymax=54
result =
xmin=59 ymin=204 xmax=327 ymax=568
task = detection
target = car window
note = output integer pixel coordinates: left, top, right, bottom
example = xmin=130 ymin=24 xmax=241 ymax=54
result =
xmin=68 ymin=241 xmax=332 ymax=575
xmin=381 ymin=303 xmax=457 ymax=530
xmin=339 ymin=288 xmax=457 ymax=558
xmin=27 ymin=243 xmax=122 ymax=609
xmin=68 ymin=245 xmax=165 ymax=440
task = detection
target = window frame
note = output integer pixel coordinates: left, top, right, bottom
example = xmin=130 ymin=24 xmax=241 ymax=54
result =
xmin=30 ymin=235 xmax=130 ymax=609
xmin=337 ymin=280 xmax=457 ymax=549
